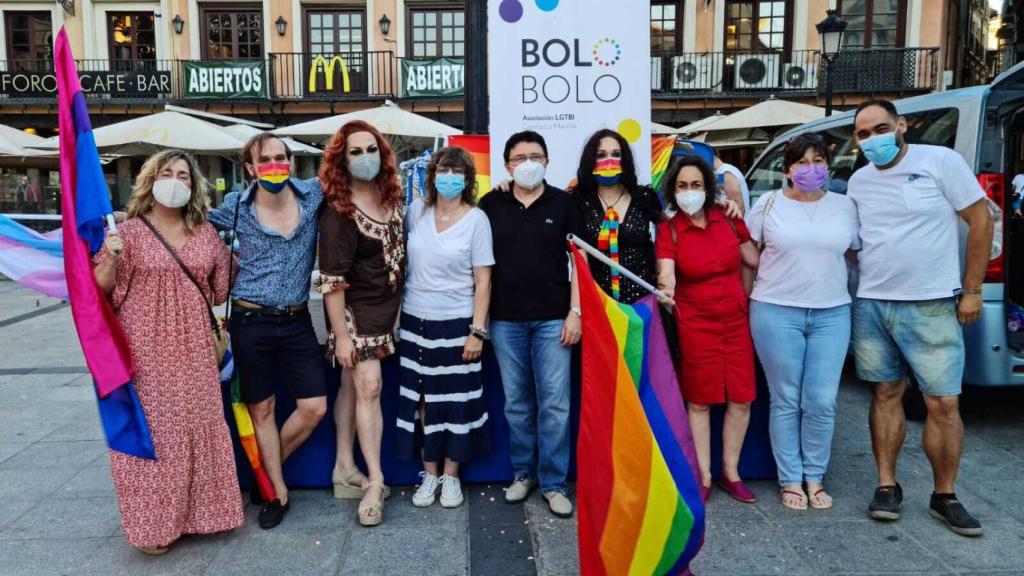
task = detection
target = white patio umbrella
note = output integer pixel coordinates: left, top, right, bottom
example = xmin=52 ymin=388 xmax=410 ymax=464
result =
xmin=680 ymin=111 xmax=727 ymax=135
xmin=33 ymin=111 xmax=246 ymax=155
xmin=701 ymin=99 xmax=825 ymax=133
xmin=652 ymin=122 xmax=680 ymax=135
xmin=274 ymin=102 xmax=462 ymax=143
xmin=0 ymin=124 xmax=51 ymax=157
xmin=220 ymin=124 xmax=322 ymax=156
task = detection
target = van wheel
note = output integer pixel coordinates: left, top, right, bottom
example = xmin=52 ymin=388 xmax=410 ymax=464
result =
xmin=903 ymin=379 xmax=927 ymax=422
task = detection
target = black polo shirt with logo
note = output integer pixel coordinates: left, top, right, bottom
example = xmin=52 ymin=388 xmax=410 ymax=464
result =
xmin=479 ymin=183 xmax=581 ymax=322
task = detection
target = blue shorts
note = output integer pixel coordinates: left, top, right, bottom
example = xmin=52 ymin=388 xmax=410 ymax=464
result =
xmin=852 ymin=298 xmax=964 ymax=397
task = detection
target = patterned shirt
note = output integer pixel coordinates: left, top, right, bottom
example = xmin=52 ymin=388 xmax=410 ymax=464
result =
xmin=208 ymin=178 xmax=322 ymax=308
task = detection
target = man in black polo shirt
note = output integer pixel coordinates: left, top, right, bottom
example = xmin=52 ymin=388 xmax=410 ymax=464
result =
xmin=479 ymin=130 xmax=581 ymax=519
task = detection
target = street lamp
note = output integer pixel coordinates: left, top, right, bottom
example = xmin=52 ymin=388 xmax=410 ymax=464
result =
xmin=378 ymin=14 xmax=391 ymax=38
xmin=816 ymin=9 xmax=847 ymax=116
xmin=275 ymin=16 xmax=287 ymax=37
xmin=172 ymin=15 xmax=184 ymax=35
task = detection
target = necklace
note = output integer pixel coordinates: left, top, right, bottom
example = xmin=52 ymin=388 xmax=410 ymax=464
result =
xmin=599 ymin=187 xmax=625 ymax=212
xmin=437 ymin=204 xmax=461 ymax=223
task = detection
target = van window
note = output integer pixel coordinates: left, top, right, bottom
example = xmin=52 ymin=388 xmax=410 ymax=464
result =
xmin=747 ymin=108 xmax=961 ymax=204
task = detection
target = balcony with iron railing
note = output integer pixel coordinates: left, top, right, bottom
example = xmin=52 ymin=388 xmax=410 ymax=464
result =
xmin=651 ymin=47 xmax=940 ymax=98
xmin=0 ymin=47 xmax=939 ymax=105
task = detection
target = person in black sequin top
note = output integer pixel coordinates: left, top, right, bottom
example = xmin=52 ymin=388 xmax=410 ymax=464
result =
xmin=571 ymin=129 xmax=664 ymax=304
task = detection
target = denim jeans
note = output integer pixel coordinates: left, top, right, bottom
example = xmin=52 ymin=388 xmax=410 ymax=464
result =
xmin=750 ymin=301 xmax=851 ymax=485
xmin=491 ymin=319 xmax=571 ymax=494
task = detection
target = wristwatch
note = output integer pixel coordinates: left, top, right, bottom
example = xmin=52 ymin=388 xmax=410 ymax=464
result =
xmin=570 ymin=307 xmax=582 ymax=318
xmin=469 ymin=325 xmax=490 ymax=341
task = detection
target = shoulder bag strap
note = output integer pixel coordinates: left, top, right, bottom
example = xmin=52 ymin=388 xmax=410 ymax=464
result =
xmin=139 ymin=216 xmax=220 ymax=333
xmin=759 ymin=191 xmax=779 ymax=253
xmin=225 ymin=196 xmax=242 ymax=319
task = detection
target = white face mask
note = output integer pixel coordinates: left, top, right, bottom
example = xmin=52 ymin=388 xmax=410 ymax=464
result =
xmin=512 ymin=160 xmax=546 ymax=190
xmin=675 ymin=191 xmax=705 ymax=216
xmin=152 ymin=178 xmax=192 ymax=208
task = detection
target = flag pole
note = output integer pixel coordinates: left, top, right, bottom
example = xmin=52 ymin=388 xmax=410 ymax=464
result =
xmin=567 ymin=233 xmax=673 ymax=304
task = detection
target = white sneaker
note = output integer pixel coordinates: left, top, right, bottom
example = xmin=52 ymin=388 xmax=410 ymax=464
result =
xmin=439 ymin=474 xmax=464 ymax=508
xmin=412 ymin=472 xmax=440 ymax=507
xmin=504 ymin=476 xmax=536 ymax=503
xmin=544 ymin=491 xmax=573 ymax=518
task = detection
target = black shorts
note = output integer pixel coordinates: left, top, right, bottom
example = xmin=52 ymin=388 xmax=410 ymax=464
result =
xmin=230 ymin=307 xmax=326 ymax=404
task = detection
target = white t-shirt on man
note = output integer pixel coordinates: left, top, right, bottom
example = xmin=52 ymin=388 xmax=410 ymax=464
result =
xmin=746 ymin=190 xmax=860 ymax=309
xmin=403 ymin=198 xmax=495 ymax=319
xmin=847 ymin=144 xmax=985 ymax=301
xmin=716 ymin=162 xmax=750 ymax=212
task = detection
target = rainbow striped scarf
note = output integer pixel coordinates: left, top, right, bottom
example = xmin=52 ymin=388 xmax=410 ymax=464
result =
xmin=574 ymin=245 xmax=705 ymax=575
xmin=596 ymin=207 xmax=620 ymax=300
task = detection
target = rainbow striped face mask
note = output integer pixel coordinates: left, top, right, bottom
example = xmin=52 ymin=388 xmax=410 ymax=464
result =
xmin=593 ymin=157 xmax=623 ymax=185
xmin=256 ymin=162 xmax=291 ymax=193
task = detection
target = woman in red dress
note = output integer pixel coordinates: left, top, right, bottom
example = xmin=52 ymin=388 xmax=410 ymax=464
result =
xmin=93 ymin=151 xmax=244 ymax=554
xmin=655 ymin=156 xmax=760 ymax=504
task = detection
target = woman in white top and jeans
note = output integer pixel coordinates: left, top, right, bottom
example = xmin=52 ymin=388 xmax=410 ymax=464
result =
xmin=745 ymin=134 xmax=860 ymax=511
xmin=398 ymin=147 xmax=494 ymax=509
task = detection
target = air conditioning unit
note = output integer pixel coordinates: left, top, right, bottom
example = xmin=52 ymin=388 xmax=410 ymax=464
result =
xmin=782 ymin=63 xmax=817 ymax=90
xmin=734 ymin=53 xmax=781 ymax=89
xmin=671 ymin=54 xmax=719 ymax=91
xmin=651 ymin=56 xmax=663 ymax=91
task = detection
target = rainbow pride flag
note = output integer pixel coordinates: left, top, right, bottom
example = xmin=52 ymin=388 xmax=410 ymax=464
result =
xmin=651 ymin=136 xmax=676 ymax=196
xmin=448 ymin=134 xmax=490 ymax=198
xmin=574 ymin=244 xmax=704 ymax=575
xmin=0 ymin=215 xmax=67 ymax=299
xmin=221 ymin=344 xmax=276 ymax=501
xmin=56 ymin=27 xmax=155 ymax=459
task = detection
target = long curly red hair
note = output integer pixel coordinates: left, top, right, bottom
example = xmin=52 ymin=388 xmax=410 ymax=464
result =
xmin=319 ymin=120 xmax=402 ymax=216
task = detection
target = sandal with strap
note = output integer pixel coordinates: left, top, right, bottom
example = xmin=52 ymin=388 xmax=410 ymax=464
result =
xmin=333 ymin=468 xmax=391 ymax=500
xmin=358 ymin=481 xmax=386 ymax=527
xmin=780 ymin=486 xmax=808 ymax=511
xmin=808 ymin=487 xmax=833 ymax=510
xmin=137 ymin=545 xmax=170 ymax=556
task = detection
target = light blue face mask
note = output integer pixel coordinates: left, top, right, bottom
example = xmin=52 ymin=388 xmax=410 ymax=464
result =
xmin=434 ymin=173 xmax=466 ymax=200
xmin=860 ymin=132 xmax=902 ymax=166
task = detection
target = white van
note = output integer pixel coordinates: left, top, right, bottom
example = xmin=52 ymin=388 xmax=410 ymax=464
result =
xmin=745 ymin=61 xmax=1024 ymax=388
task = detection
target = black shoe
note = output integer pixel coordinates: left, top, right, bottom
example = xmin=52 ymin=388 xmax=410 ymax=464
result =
xmin=930 ymin=493 xmax=983 ymax=537
xmin=258 ymin=499 xmax=290 ymax=530
xmin=868 ymin=483 xmax=903 ymax=521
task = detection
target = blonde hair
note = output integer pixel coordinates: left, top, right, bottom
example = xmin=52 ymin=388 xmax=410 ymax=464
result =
xmin=126 ymin=150 xmax=211 ymax=231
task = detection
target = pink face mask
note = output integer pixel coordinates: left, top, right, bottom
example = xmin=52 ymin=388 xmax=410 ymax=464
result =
xmin=791 ymin=164 xmax=829 ymax=193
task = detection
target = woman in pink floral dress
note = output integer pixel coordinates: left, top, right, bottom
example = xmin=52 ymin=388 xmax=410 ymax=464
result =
xmin=94 ymin=150 xmax=244 ymax=554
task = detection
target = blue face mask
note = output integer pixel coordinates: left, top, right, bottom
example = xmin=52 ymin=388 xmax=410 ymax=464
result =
xmin=860 ymin=132 xmax=902 ymax=166
xmin=434 ymin=173 xmax=466 ymax=200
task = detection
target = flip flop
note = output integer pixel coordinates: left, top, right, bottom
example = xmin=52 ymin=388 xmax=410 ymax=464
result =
xmin=809 ymin=487 xmax=833 ymax=510
xmin=781 ymin=487 xmax=808 ymax=511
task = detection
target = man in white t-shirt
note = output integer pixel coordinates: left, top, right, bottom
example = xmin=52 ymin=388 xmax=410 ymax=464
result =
xmin=714 ymin=156 xmax=750 ymax=215
xmin=848 ymin=99 xmax=993 ymax=537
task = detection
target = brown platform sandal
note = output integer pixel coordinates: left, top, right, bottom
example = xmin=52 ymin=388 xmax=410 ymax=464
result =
xmin=333 ymin=468 xmax=391 ymax=500
xmin=358 ymin=481 xmax=386 ymax=527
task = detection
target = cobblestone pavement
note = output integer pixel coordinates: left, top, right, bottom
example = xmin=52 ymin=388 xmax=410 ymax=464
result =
xmin=1 ymin=281 xmax=1022 ymax=575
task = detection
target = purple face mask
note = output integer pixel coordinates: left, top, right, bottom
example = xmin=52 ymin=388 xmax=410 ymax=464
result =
xmin=791 ymin=164 xmax=829 ymax=193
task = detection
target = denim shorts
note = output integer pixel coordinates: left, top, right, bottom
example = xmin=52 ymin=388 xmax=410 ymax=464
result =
xmin=852 ymin=298 xmax=964 ymax=397
xmin=230 ymin=307 xmax=326 ymax=404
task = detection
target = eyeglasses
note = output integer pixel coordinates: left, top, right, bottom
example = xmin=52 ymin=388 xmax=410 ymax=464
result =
xmin=509 ymin=154 xmax=546 ymax=165
xmin=789 ymin=133 xmax=826 ymax=145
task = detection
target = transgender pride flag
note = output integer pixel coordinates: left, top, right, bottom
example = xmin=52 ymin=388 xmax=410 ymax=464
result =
xmin=56 ymin=28 xmax=155 ymax=460
xmin=0 ymin=215 xmax=67 ymax=299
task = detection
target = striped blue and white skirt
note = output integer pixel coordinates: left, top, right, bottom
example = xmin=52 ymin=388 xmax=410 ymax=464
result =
xmin=396 ymin=312 xmax=491 ymax=463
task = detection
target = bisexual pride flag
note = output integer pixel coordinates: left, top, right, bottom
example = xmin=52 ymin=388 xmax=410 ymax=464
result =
xmin=573 ymin=244 xmax=704 ymax=575
xmin=56 ymin=28 xmax=155 ymax=460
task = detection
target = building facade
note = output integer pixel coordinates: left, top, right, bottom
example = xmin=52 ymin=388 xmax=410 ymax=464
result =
xmin=0 ymin=0 xmax=983 ymax=212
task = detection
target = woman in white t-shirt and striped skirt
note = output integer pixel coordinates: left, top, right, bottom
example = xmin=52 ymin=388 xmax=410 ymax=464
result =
xmin=398 ymin=147 xmax=495 ymax=509
xmin=745 ymin=134 xmax=860 ymax=512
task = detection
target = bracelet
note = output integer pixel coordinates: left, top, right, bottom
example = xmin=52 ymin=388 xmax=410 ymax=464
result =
xmin=962 ymin=289 xmax=982 ymax=295
xmin=570 ymin=306 xmax=582 ymax=318
xmin=469 ymin=325 xmax=490 ymax=341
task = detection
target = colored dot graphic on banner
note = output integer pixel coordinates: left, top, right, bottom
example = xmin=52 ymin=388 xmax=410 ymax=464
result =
xmin=499 ymin=0 xmax=560 ymax=23
xmin=617 ymin=119 xmax=642 ymax=143
xmin=592 ymin=39 xmax=622 ymax=67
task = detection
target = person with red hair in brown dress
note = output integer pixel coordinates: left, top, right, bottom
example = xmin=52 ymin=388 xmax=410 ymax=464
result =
xmin=316 ymin=120 xmax=406 ymax=527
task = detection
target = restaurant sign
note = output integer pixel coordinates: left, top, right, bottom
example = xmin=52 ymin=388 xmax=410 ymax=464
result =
xmin=184 ymin=60 xmax=266 ymax=99
xmin=401 ymin=57 xmax=464 ymax=97
xmin=0 ymin=70 xmax=171 ymax=98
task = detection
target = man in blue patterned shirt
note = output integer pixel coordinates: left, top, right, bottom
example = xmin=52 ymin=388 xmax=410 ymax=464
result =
xmin=209 ymin=133 xmax=326 ymax=530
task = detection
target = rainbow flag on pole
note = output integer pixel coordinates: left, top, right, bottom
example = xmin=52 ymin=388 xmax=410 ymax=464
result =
xmin=447 ymin=134 xmax=490 ymax=198
xmin=56 ymin=27 xmax=155 ymax=460
xmin=220 ymin=346 xmax=276 ymax=502
xmin=574 ymin=244 xmax=704 ymax=576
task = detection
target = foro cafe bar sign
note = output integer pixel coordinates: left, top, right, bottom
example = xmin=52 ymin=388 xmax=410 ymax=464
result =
xmin=0 ymin=69 xmax=171 ymax=98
